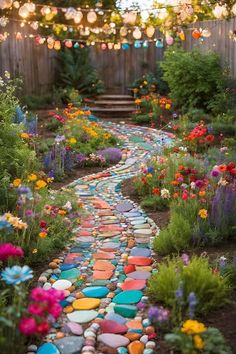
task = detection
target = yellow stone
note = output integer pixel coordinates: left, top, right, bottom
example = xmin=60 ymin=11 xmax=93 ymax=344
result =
xmin=72 ymin=297 xmax=101 ymax=310
xmin=135 ymin=266 xmax=152 ymax=272
xmin=63 ymin=306 xmax=74 ymax=313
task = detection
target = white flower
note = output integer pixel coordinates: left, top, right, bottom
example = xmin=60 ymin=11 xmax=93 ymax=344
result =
xmin=63 ymin=201 xmax=72 ymax=211
xmin=218 ymin=177 xmax=228 ymax=186
xmin=161 ymin=188 xmax=170 ymax=199
xmin=190 ymin=182 xmax=196 ymax=190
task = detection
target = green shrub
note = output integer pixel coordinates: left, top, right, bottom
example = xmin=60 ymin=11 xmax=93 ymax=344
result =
xmin=22 ymin=94 xmax=53 ymax=110
xmin=57 ymin=47 xmax=104 ymax=97
xmin=148 ymin=256 xmax=231 ymax=315
xmin=153 ymin=199 xmax=200 ymax=255
xmin=141 ymin=195 xmax=169 ymax=211
xmin=132 ymin=113 xmax=151 ymax=124
xmin=161 ymin=45 xmax=227 ymax=113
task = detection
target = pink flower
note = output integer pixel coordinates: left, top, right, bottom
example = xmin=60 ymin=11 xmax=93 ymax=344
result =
xmin=37 ymin=321 xmax=50 ymax=334
xmin=48 ymin=303 xmax=62 ymax=319
xmin=25 ymin=209 xmax=33 ymax=217
xmin=19 ymin=317 xmax=37 ymax=336
xmin=30 ymin=287 xmax=47 ymax=302
xmin=0 ymin=243 xmax=24 ymax=261
xmin=28 ymin=303 xmax=44 ymax=316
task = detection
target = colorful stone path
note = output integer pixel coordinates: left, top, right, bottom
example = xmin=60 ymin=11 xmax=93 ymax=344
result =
xmin=34 ymin=122 xmax=173 ymax=354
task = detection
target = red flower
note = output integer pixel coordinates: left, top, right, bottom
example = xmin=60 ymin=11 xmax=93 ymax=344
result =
xmin=152 ymin=187 xmax=160 ymax=195
xmin=19 ymin=317 xmax=37 ymax=336
xmin=37 ymin=321 xmax=50 ymax=334
xmin=205 ymin=134 xmax=215 ymax=143
xmin=182 ymin=191 xmax=189 ymax=200
xmin=227 ymin=162 xmax=235 ymax=172
xmin=39 ymin=220 xmax=47 ymax=228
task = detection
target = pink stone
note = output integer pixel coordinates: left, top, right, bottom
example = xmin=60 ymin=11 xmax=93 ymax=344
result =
xmin=121 ymin=279 xmax=146 ymax=291
xmin=100 ymin=319 xmax=127 ymax=334
xmin=124 ymin=264 xmax=136 ymax=275
xmin=93 ymin=270 xmax=113 ymax=280
xmin=93 ymin=260 xmax=115 ymax=271
xmin=93 ymin=252 xmax=115 ymax=260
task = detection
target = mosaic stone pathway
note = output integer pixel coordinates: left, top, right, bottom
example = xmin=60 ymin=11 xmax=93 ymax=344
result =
xmin=34 ymin=122 xmax=173 ymax=354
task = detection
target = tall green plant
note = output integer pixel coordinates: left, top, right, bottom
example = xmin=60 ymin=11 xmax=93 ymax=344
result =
xmin=57 ymin=47 xmax=104 ymax=97
xmin=161 ymin=45 xmax=227 ymax=113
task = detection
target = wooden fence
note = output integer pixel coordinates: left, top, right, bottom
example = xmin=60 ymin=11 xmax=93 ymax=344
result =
xmin=0 ymin=17 xmax=235 ymax=94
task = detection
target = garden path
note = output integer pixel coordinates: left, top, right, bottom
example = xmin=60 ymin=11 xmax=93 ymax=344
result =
xmin=35 ymin=121 xmax=173 ymax=354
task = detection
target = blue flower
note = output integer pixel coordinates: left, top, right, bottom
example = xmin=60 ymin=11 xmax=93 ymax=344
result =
xmin=1 ymin=265 xmax=33 ymax=285
xmin=0 ymin=218 xmax=12 ymax=232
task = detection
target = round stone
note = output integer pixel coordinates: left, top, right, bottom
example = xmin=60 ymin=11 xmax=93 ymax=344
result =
xmin=113 ymin=290 xmax=143 ymax=304
xmin=67 ymin=310 xmax=98 ymax=324
xmin=72 ymin=298 xmax=101 ymax=310
xmin=52 ymin=279 xmax=72 ymax=290
xmin=98 ymin=334 xmax=130 ymax=348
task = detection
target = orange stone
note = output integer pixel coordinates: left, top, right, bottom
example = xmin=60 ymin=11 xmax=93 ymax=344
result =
xmin=75 ymin=292 xmax=85 ymax=299
xmin=145 ymin=326 xmax=155 ymax=335
xmin=56 ymin=332 xmax=65 ymax=339
xmin=126 ymin=320 xmax=143 ymax=331
xmin=107 ymin=292 xmax=115 ymax=298
xmin=125 ymin=333 xmax=141 ymax=341
xmin=93 ymin=260 xmax=115 ymax=271
xmin=128 ymin=257 xmax=152 ymax=266
xmin=98 ymin=211 xmax=114 ymax=216
xmin=68 ymin=285 xmax=76 ymax=292
xmin=93 ymin=270 xmax=113 ymax=280
xmin=128 ymin=239 xmax=135 ymax=248
xmin=128 ymin=340 xmax=144 ymax=354
xmin=63 ymin=306 xmax=74 ymax=313
xmin=49 ymin=262 xmax=58 ymax=269
xmin=93 ymin=252 xmax=115 ymax=260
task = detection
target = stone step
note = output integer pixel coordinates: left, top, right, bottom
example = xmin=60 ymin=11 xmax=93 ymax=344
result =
xmin=94 ymin=100 xmax=135 ymax=106
xmin=91 ymin=107 xmax=135 ymax=113
xmin=97 ymin=95 xmax=134 ymax=101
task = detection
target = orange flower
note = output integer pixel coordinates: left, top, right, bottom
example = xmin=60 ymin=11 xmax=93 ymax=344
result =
xmin=58 ymin=210 xmax=66 ymax=216
xmin=35 ymin=180 xmax=47 ymax=189
xmin=39 ymin=231 xmax=47 ymax=238
xmin=20 ymin=132 xmax=30 ymax=139
xmin=173 ymin=192 xmax=179 ymax=199
xmin=13 ymin=178 xmax=22 ymax=187
xmin=199 ymin=191 xmax=206 ymax=197
xmin=218 ymin=164 xmax=227 ymax=172
xmin=175 ymin=172 xmax=183 ymax=179
xmin=152 ymin=187 xmax=160 ymax=195
xmin=171 ymin=180 xmax=179 ymax=186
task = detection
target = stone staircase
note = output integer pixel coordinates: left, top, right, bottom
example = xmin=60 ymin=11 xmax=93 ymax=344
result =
xmin=90 ymin=94 xmax=136 ymax=121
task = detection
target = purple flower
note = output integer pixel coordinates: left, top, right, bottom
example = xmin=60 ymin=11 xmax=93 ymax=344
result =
xmin=195 ymin=180 xmax=204 ymax=188
xmin=137 ymin=302 xmax=146 ymax=310
xmin=76 ymin=153 xmax=87 ymax=163
xmin=148 ymin=306 xmax=159 ymax=320
xmin=219 ymin=256 xmax=227 ymax=269
xmin=148 ymin=306 xmax=169 ymax=323
xmin=55 ymin=135 xmax=65 ymax=143
xmin=17 ymin=186 xmax=31 ymax=194
xmin=211 ymin=169 xmax=220 ymax=177
xmin=175 ymin=285 xmax=184 ymax=304
xmin=147 ymin=166 xmax=154 ymax=174
xmin=188 ymin=292 xmax=197 ymax=319
xmin=181 ymin=253 xmax=189 ymax=266
xmin=97 ymin=148 xmax=122 ymax=164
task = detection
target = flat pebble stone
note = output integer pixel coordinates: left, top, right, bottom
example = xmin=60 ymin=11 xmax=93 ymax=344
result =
xmin=36 ymin=343 xmax=60 ymax=354
xmin=105 ymin=312 xmax=127 ymax=324
xmin=82 ymin=286 xmax=109 ymax=298
xmin=63 ymin=322 xmax=83 ymax=335
xmin=54 ymin=336 xmax=84 ymax=354
xmin=27 ymin=345 xmax=37 ymax=352
xmin=128 ymin=340 xmax=145 ymax=354
xmin=121 ymin=279 xmax=146 ymax=291
xmin=116 ymin=202 xmax=133 ymax=213
xmin=72 ymin=298 xmax=100 ymax=310
xmin=100 ymin=319 xmax=127 ymax=334
xmin=130 ymin=248 xmax=151 ymax=257
xmin=127 ymin=271 xmax=151 ymax=280
xmin=67 ymin=310 xmax=98 ymax=323
xmin=52 ymin=279 xmax=72 ymax=290
xmin=98 ymin=334 xmax=130 ymax=348
xmin=113 ymin=290 xmax=143 ymax=304
xmin=114 ymin=304 xmax=138 ymax=318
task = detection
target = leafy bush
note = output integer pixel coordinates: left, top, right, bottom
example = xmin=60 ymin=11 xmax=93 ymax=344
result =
xmin=148 ymin=256 xmax=231 ymax=315
xmin=161 ymin=45 xmax=227 ymax=113
xmin=141 ymin=195 xmax=169 ymax=211
xmin=165 ymin=323 xmax=232 ymax=354
xmin=57 ymin=47 xmax=104 ymax=97
xmin=153 ymin=199 xmax=200 ymax=255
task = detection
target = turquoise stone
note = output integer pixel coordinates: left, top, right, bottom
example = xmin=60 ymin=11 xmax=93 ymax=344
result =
xmin=82 ymin=286 xmax=109 ymax=298
xmin=114 ymin=304 xmax=138 ymax=318
xmin=118 ymin=347 xmax=128 ymax=354
xmin=59 ymin=268 xmax=80 ymax=280
xmin=91 ymin=280 xmax=109 ymax=286
xmin=113 ymin=290 xmax=143 ymax=304
xmin=37 ymin=343 xmax=60 ymax=354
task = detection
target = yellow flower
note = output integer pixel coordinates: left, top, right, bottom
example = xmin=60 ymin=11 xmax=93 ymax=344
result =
xmin=28 ymin=174 xmax=37 ymax=182
xmin=181 ymin=320 xmax=206 ymax=335
xmin=146 ymin=173 xmax=153 ymax=178
xmin=47 ymin=177 xmax=54 ymax=183
xmin=5 ymin=214 xmax=28 ymax=230
xmin=135 ymin=99 xmax=142 ymax=105
xmin=104 ymin=133 xmax=111 ymax=140
xmin=20 ymin=132 xmax=30 ymax=139
xmin=198 ymin=209 xmax=208 ymax=219
xmin=35 ymin=180 xmax=47 ymax=189
xmin=143 ymin=80 xmax=148 ymax=85
xmin=32 ymin=248 xmax=38 ymax=254
xmin=193 ymin=335 xmax=204 ymax=349
xmin=39 ymin=231 xmax=47 ymax=238
xmin=69 ymin=137 xmax=77 ymax=144
xmin=165 ymin=103 xmax=171 ymax=110
xmin=13 ymin=178 xmax=22 ymax=187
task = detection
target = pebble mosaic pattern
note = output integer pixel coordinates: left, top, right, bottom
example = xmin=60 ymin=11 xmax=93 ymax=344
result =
xmin=32 ymin=122 xmax=173 ymax=354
